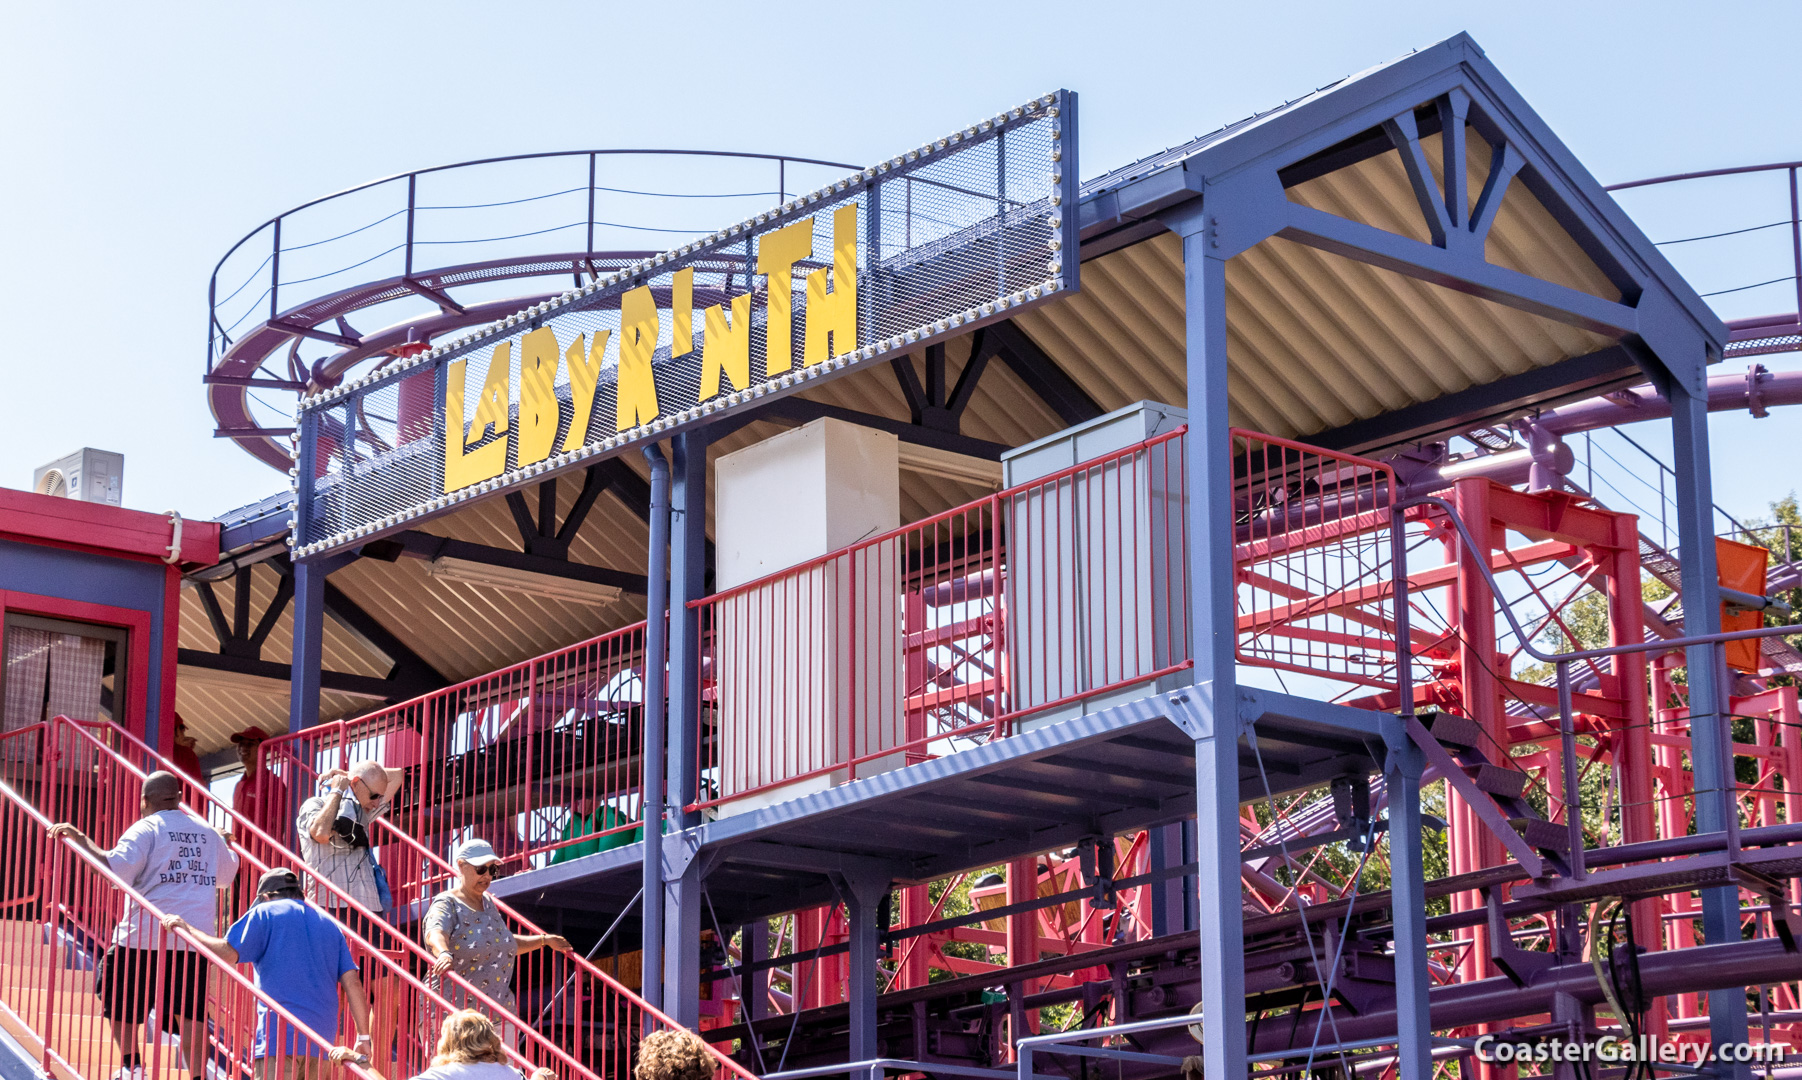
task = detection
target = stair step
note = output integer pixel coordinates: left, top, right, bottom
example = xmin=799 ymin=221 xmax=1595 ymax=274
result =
xmin=1467 ymin=763 xmax=1528 ymax=799
xmin=1 ymin=961 xmax=99 ymax=993
xmin=1511 ymin=817 xmax=1571 ymax=854
xmin=1424 ymin=713 xmax=1484 ymax=752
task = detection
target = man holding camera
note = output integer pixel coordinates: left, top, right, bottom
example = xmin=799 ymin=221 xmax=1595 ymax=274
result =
xmin=296 ymin=760 xmax=404 ymax=1070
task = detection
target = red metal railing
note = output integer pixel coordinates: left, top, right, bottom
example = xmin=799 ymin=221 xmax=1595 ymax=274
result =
xmin=1231 ymin=429 xmax=1403 ymax=697
xmin=256 ymin=424 xmax=1404 ymax=834
xmin=692 ymin=428 xmax=1191 ymax=812
xmin=45 ymin=715 xmax=752 ymax=1080
xmin=0 ymin=721 xmax=380 ymax=1080
xmin=253 ymin=719 xmax=755 ymax=1077
xmin=41 ymin=717 xmax=592 ymax=1080
xmin=262 ymin=622 xmax=650 ymax=878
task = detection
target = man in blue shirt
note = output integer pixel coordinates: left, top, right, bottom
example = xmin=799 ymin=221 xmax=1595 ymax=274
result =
xmin=162 ymin=867 xmax=371 ymax=1079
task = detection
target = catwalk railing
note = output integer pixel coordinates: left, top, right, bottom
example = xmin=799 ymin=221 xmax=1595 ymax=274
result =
xmin=1415 ymin=493 xmax=1802 ymax=876
xmin=45 ymin=715 xmax=748 ymax=1080
xmin=691 ymin=428 xmax=1193 ymax=811
xmin=260 ymin=424 xmax=1418 ymax=836
xmin=262 ymin=624 xmax=651 ymax=873
xmin=0 ymin=721 xmax=380 ymax=1080
xmin=1232 ymin=429 xmax=1404 ymax=699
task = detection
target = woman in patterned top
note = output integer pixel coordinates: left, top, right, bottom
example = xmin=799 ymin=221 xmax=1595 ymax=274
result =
xmin=424 ymin=839 xmax=571 ymax=1038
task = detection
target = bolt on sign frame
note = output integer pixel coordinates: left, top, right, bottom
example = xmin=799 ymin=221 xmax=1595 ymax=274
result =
xmin=289 ymin=91 xmax=1080 ymax=558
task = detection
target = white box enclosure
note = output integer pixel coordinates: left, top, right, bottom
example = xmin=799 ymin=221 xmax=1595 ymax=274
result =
xmin=1001 ymin=401 xmax=1191 ymax=730
xmin=712 ymin=418 xmax=905 ymax=816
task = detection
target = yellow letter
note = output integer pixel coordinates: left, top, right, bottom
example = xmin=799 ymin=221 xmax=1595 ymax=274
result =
xmin=467 ymin=341 xmax=512 ymax=441
xmin=804 ymin=204 xmax=858 ymax=366
xmin=756 ymin=218 xmax=813 ymax=374
xmin=561 ymin=330 xmax=610 ymax=452
xmin=443 ymin=357 xmax=508 ymax=492
xmin=671 ymin=267 xmax=694 ymax=356
xmin=616 ymin=285 xmax=661 ymax=432
xmin=700 ymin=292 xmax=753 ymax=400
xmin=517 ymin=327 xmax=560 ymax=467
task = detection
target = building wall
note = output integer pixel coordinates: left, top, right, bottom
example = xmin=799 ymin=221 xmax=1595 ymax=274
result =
xmin=0 ymin=536 xmax=181 ymax=751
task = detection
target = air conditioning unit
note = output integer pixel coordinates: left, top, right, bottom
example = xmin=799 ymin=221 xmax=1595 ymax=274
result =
xmin=32 ymin=449 xmax=124 ymax=506
xmin=1002 ymin=401 xmax=1191 ymax=731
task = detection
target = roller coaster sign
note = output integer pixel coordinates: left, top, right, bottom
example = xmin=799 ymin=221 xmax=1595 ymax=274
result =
xmin=291 ymin=90 xmax=1079 ymax=556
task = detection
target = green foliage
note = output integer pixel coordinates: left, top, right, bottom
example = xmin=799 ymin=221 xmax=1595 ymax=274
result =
xmin=921 ymin=870 xmax=995 ymax=977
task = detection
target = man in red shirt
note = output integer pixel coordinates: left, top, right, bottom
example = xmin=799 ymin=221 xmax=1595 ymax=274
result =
xmin=170 ymin=715 xmax=204 ymax=782
xmin=229 ymin=726 xmax=291 ymax=848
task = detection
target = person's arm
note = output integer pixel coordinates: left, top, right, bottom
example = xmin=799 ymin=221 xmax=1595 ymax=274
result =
xmin=339 ymin=969 xmax=374 ymax=1054
xmin=305 ymin=777 xmax=349 ymax=844
xmin=375 ymin=767 xmax=405 ymax=812
xmin=159 ymin=914 xmax=239 ymax=964
xmin=215 ymin=830 xmax=241 ymax=889
xmin=423 ymin=897 xmax=455 ymax=976
xmin=514 ymin=932 xmax=573 ymax=955
xmin=45 ymin=823 xmax=110 ymax=865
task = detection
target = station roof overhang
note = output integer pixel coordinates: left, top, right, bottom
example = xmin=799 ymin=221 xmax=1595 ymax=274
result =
xmin=173 ymin=32 xmax=1723 ymax=758
xmin=1036 ymin=31 xmax=1725 ymax=457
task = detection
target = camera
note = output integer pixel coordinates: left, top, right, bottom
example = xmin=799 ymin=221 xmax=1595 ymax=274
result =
xmin=333 ymin=797 xmax=369 ymax=848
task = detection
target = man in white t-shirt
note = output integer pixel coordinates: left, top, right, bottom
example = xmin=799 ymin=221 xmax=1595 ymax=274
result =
xmin=51 ymin=770 xmax=240 ymax=1080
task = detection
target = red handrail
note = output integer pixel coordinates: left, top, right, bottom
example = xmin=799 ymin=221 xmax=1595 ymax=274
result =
xmin=692 ymin=426 xmax=1192 ymax=810
xmin=49 ymin=718 xmax=583 ymax=1077
xmin=689 ymin=426 xmax=1192 ymax=609
xmin=261 ymin=620 xmax=654 ymax=864
xmin=0 ymin=727 xmax=380 ymax=1080
xmin=91 ymin=717 xmax=756 ymax=1080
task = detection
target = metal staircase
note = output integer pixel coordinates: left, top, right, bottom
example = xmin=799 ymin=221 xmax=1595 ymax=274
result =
xmin=0 ymin=717 xmax=744 ymax=1080
xmin=1410 ymin=710 xmax=1572 ymax=878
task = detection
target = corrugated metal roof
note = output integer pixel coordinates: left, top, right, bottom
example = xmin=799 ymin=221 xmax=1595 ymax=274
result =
xmin=174 ymin=40 xmax=1701 ymax=754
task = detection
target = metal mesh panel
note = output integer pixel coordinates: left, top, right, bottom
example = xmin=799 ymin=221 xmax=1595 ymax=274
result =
xmin=295 ymin=91 xmax=1078 ymax=554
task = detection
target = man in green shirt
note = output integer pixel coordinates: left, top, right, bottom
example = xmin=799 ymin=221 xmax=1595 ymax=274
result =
xmin=549 ymin=802 xmax=639 ymax=865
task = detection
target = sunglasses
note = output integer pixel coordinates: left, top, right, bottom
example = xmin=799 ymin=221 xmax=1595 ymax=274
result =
xmin=467 ymin=863 xmax=500 ymax=877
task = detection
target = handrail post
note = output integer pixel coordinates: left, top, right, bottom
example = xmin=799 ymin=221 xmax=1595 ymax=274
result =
xmin=208 ymin=273 xmax=218 ymax=370
xmin=39 ymin=808 xmax=60 ymax=1071
xmin=405 ymin=174 xmax=416 ymax=277
xmin=1390 ymin=503 xmax=1413 ymax=716
xmin=1721 ymin=640 xmax=1742 ymax=860
xmin=269 ymin=217 xmax=281 ymax=321
xmin=1789 ymin=166 xmax=1800 ymax=328
xmin=1556 ymin=660 xmax=1584 ymax=880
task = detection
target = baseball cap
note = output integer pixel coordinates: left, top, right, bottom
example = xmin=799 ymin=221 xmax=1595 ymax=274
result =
xmin=452 ymin=838 xmax=503 ymax=866
xmin=255 ymin=867 xmax=301 ymax=894
xmin=230 ymin=726 xmax=270 ymax=745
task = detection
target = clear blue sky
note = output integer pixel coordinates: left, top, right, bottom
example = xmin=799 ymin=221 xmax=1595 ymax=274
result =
xmin=1 ymin=1 xmax=1796 ymax=526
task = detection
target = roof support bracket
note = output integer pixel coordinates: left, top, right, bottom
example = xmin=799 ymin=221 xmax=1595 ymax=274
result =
xmin=1278 ymin=201 xmax=1639 ymax=338
xmin=1383 ymin=107 xmax=1456 ymax=250
xmin=195 ymin=567 xmax=294 ymax=662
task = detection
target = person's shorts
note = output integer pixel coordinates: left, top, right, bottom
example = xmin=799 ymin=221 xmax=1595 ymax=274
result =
xmin=95 ymin=945 xmax=207 ymax=1025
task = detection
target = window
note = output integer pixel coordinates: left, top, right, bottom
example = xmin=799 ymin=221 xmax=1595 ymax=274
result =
xmin=1 ymin=613 xmax=129 ymax=749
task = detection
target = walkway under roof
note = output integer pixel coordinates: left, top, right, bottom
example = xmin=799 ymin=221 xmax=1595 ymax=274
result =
xmin=175 ymin=32 xmax=1722 ymax=765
